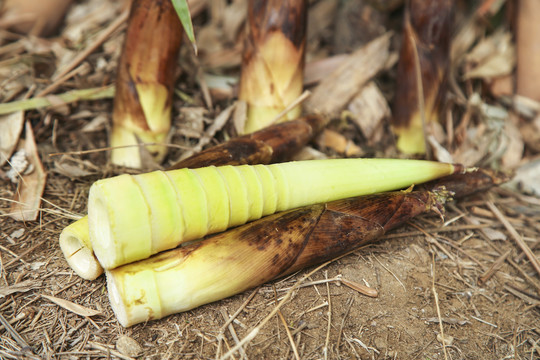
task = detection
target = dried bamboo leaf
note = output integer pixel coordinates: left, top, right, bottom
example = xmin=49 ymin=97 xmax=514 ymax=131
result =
xmin=346 ymin=81 xmax=390 ymax=143
xmin=305 ymin=33 xmax=391 ymax=118
xmin=463 ymin=31 xmax=515 ymax=80
xmin=9 ymin=123 xmax=47 ymax=222
xmin=0 ymin=111 xmax=24 ymax=167
xmin=42 ymin=295 xmax=101 ymax=317
xmin=0 ymin=280 xmax=42 ymax=298
xmin=517 ymin=0 xmax=540 ymax=102
xmin=0 ymin=0 xmax=73 ymax=36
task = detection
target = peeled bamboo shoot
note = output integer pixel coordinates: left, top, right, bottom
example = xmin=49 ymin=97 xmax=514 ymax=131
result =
xmin=88 ymin=159 xmax=460 ymax=269
xmin=62 ymin=112 xmax=326 ymax=281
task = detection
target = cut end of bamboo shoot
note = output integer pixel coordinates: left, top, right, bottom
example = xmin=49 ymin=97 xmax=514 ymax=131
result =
xmin=88 ymin=174 xmax=154 ymax=269
xmin=107 ymin=271 xmax=147 ymax=327
xmin=59 ymin=217 xmax=103 ymax=280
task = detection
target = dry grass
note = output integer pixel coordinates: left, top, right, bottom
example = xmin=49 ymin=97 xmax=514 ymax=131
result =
xmin=1 ymin=0 xmax=539 ymax=359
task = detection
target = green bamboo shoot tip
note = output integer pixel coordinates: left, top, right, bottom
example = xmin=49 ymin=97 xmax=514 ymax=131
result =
xmin=88 ymin=159 xmax=460 ymax=270
xmin=59 ymin=217 xmax=104 ymax=280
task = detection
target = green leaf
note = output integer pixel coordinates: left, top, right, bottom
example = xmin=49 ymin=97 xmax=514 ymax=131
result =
xmin=171 ymin=0 xmax=197 ymax=54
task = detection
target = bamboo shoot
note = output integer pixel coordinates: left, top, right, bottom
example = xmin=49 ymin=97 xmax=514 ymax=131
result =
xmin=111 ymin=0 xmax=182 ymax=168
xmin=391 ymin=0 xmax=454 ymax=154
xmin=238 ymin=0 xmax=307 ymax=134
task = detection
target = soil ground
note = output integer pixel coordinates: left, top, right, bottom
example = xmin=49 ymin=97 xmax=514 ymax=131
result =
xmin=1 ymin=0 xmax=539 ymax=359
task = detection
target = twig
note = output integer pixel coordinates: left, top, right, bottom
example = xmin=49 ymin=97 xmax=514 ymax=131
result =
xmin=470 ymin=315 xmax=498 ymax=328
xmin=506 ymin=258 xmax=540 ymax=296
xmin=48 ymin=141 xmax=191 ymax=157
xmin=0 ymin=313 xmax=32 ymax=353
xmin=220 ymin=287 xmax=260 ymax=333
xmin=486 ymin=201 xmax=540 ymax=278
xmin=179 ymin=103 xmax=236 ymax=160
xmin=409 ymin=222 xmax=457 ymax=262
xmin=274 ymin=301 xmax=299 ymax=360
xmin=431 ymin=255 xmax=449 ymax=360
xmin=4 ymin=238 xmax=48 ymax=269
xmin=265 ymin=275 xmax=377 ymax=297
xmin=87 ymin=342 xmax=136 ymax=360
xmin=382 ymin=223 xmax=497 ymax=240
xmin=374 ymin=256 xmax=406 ymax=291
xmin=478 ymin=249 xmax=512 ymax=285
xmin=339 ymin=276 xmax=378 ymax=298
xmin=336 ymin=296 xmax=354 ymax=355
xmin=215 ymin=288 xmax=260 ymax=360
xmin=503 ymin=284 xmax=540 ymax=306
xmin=269 ymin=90 xmax=311 ymax=126
xmin=220 ymin=309 xmax=247 ymax=360
xmin=36 ymin=63 xmax=92 ymax=98
xmin=323 ymin=271 xmax=332 ymax=360
xmin=220 ymin=261 xmax=334 ymax=360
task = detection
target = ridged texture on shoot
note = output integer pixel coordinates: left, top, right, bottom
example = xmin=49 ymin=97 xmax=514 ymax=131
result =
xmin=238 ymin=0 xmax=307 ymax=134
xmin=111 ymin=0 xmax=182 ymax=168
xmin=88 ymin=159 xmax=458 ymax=269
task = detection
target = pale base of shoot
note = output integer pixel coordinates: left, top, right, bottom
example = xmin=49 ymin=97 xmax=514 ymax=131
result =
xmin=110 ymin=125 xmax=168 ymax=168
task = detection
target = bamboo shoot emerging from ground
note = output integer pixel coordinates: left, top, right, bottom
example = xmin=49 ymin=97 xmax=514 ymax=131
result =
xmin=238 ymin=0 xmax=307 ymax=134
xmin=106 ymin=168 xmax=506 ymax=327
xmin=391 ymin=0 xmax=454 ymax=154
xmin=88 ymin=159 xmax=461 ymax=269
xmin=111 ymin=0 xmax=182 ymax=168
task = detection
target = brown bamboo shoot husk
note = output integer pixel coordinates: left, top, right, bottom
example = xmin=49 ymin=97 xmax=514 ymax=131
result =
xmin=111 ymin=0 xmax=182 ymax=168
